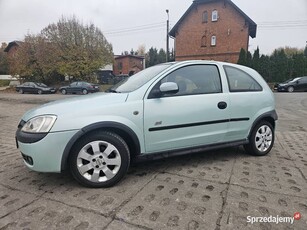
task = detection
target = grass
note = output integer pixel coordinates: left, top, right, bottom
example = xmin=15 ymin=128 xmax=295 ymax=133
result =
xmin=0 ymin=80 xmax=10 ymax=87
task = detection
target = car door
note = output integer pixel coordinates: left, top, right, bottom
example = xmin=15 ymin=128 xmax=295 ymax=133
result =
xmin=67 ymin=82 xmax=77 ymax=93
xmin=30 ymin=83 xmax=38 ymax=93
xmin=223 ymin=65 xmax=264 ymax=142
xmin=144 ymin=64 xmax=230 ymax=153
xmin=21 ymin=82 xmax=29 ymax=92
xmin=302 ymin=77 xmax=307 ymax=91
xmin=75 ymin=82 xmax=83 ymax=93
xmin=27 ymin=82 xmax=35 ymax=93
xmin=296 ymin=77 xmax=307 ymax=91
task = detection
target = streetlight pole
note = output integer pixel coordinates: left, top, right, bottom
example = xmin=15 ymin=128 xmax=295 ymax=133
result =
xmin=166 ymin=9 xmax=169 ymax=62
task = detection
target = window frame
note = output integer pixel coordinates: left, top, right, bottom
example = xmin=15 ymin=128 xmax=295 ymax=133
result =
xmin=223 ymin=65 xmax=263 ymax=93
xmin=202 ymin=11 xmax=208 ymax=23
xmin=201 ymin=35 xmax=207 ymax=47
xmin=148 ymin=64 xmax=223 ymax=99
xmin=211 ymin=35 xmax=216 ymax=46
xmin=212 ymin=10 xmax=218 ymax=22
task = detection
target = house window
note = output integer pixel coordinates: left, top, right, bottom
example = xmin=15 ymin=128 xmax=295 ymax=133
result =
xmin=201 ymin=35 xmax=207 ymax=47
xmin=202 ymin=11 xmax=208 ymax=23
xmin=212 ymin=10 xmax=218 ymax=21
xmin=118 ymin=62 xmax=123 ymax=70
xmin=211 ymin=36 xmax=216 ymax=46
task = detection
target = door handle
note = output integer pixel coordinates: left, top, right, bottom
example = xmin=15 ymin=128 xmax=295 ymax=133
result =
xmin=217 ymin=101 xmax=227 ymax=109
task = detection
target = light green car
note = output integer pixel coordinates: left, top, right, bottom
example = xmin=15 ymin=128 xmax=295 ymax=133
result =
xmin=16 ymin=61 xmax=277 ymax=187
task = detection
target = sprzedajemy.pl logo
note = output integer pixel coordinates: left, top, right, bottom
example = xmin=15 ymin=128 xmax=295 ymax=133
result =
xmin=247 ymin=212 xmax=301 ymax=225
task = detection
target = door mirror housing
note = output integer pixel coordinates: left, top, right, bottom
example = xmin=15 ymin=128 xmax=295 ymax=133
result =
xmin=160 ymin=82 xmax=179 ymax=95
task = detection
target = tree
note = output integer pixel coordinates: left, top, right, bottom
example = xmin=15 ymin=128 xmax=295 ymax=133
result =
xmin=146 ymin=47 xmax=159 ymax=67
xmin=0 ymin=43 xmax=9 ymax=74
xmin=158 ymin=48 xmax=166 ymax=63
xmin=304 ymin=45 xmax=307 ymax=57
xmin=145 ymin=47 xmax=169 ymax=67
xmin=41 ymin=16 xmax=113 ymax=80
xmin=11 ymin=16 xmax=113 ymax=82
xmin=276 ymin=46 xmax=303 ymax=58
xmin=237 ymin=48 xmax=247 ymax=66
xmin=137 ymin=45 xmax=146 ymax=56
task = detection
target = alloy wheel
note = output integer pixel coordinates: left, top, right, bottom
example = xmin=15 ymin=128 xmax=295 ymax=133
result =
xmin=254 ymin=125 xmax=272 ymax=152
xmin=76 ymin=141 xmax=122 ymax=183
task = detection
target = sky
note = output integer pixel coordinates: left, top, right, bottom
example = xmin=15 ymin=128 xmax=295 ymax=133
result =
xmin=0 ymin=0 xmax=307 ymax=55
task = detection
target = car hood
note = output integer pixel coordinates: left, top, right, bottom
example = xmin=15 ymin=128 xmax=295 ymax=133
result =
xmin=21 ymin=92 xmax=128 ymax=121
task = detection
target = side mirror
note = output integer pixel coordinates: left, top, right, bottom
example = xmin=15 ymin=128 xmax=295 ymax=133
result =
xmin=160 ymin=82 xmax=179 ymax=95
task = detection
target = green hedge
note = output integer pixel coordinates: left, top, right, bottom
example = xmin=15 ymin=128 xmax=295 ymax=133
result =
xmin=0 ymin=80 xmax=10 ymax=87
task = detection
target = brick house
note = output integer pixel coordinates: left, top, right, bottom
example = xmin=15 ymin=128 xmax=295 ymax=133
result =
xmin=113 ymin=55 xmax=145 ymax=76
xmin=169 ymin=0 xmax=257 ymax=63
xmin=4 ymin=41 xmax=22 ymax=58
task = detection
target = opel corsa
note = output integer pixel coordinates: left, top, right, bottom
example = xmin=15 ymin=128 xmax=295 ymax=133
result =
xmin=16 ymin=61 xmax=277 ymax=187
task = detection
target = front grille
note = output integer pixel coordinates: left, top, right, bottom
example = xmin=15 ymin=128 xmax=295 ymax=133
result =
xmin=21 ymin=153 xmax=33 ymax=165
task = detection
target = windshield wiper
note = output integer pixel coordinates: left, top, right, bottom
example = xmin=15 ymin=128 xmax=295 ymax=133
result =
xmin=106 ymin=89 xmax=120 ymax=93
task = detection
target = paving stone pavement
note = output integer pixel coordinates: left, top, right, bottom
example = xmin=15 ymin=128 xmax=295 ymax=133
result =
xmin=0 ymin=93 xmax=306 ymax=229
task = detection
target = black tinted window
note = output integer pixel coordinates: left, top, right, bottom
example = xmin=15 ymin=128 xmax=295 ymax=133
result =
xmin=224 ymin=66 xmax=262 ymax=92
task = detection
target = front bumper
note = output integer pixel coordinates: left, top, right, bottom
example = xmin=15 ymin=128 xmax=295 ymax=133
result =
xmin=277 ymin=87 xmax=287 ymax=92
xmin=16 ymin=130 xmax=78 ymax=172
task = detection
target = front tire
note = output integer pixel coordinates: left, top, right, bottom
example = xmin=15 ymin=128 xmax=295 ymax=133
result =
xmin=69 ymin=131 xmax=130 ymax=188
xmin=38 ymin=90 xmax=43 ymax=94
xmin=61 ymin=89 xmax=67 ymax=95
xmin=18 ymin=89 xmax=24 ymax=94
xmin=287 ymin=86 xmax=294 ymax=92
xmin=244 ymin=121 xmax=274 ymax=156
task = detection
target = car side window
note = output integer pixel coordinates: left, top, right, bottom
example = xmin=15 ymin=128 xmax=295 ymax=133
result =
xmin=300 ymin=77 xmax=307 ymax=83
xmin=150 ymin=65 xmax=222 ymax=98
xmin=224 ymin=66 xmax=262 ymax=92
xmin=70 ymin=82 xmax=77 ymax=87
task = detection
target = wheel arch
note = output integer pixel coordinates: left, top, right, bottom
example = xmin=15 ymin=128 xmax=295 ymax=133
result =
xmin=61 ymin=121 xmax=141 ymax=171
xmin=248 ymin=110 xmax=278 ymax=139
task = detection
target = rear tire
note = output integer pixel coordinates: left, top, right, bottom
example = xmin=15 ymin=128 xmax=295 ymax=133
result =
xmin=38 ymin=90 xmax=43 ymax=94
xmin=82 ymin=89 xmax=88 ymax=95
xmin=69 ymin=131 xmax=130 ymax=188
xmin=244 ymin=121 xmax=274 ymax=156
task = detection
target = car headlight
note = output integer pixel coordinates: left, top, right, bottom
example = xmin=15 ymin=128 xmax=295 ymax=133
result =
xmin=21 ymin=115 xmax=57 ymax=133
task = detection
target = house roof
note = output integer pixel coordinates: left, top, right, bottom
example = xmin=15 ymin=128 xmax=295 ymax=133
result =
xmin=169 ymin=0 xmax=257 ymax=38
xmin=4 ymin=41 xmax=23 ymax=52
xmin=114 ymin=55 xmax=145 ymax=60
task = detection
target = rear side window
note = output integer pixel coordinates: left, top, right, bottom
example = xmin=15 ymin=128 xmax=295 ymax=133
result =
xmin=224 ymin=66 xmax=262 ymax=92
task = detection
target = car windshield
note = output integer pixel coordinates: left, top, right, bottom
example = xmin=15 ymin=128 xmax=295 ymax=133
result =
xmin=107 ymin=63 xmax=172 ymax=93
xmin=290 ymin=78 xmax=301 ymax=83
xmin=281 ymin=79 xmax=293 ymax=84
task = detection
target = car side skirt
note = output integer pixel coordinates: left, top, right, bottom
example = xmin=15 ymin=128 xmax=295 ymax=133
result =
xmin=134 ymin=139 xmax=248 ymax=162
